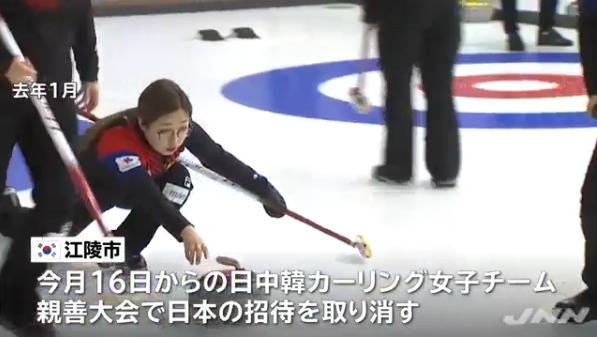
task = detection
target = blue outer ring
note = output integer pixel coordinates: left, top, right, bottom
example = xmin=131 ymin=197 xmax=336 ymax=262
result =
xmin=221 ymin=52 xmax=597 ymax=129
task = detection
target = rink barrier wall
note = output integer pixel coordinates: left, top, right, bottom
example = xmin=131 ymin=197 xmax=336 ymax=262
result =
xmin=91 ymin=0 xmax=577 ymax=29
xmin=91 ymin=0 xmax=353 ymax=16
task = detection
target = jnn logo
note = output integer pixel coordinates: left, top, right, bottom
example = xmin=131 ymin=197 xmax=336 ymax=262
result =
xmin=503 ymin=307 xmax=591 ymax=325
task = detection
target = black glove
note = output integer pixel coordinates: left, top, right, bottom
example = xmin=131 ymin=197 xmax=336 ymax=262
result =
xmin=254 ymin=176 xmax=286 ymax=218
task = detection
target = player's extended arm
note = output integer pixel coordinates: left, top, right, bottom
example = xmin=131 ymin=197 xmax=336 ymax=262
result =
xmin=185 ymin=121 xmax=286 ymax=217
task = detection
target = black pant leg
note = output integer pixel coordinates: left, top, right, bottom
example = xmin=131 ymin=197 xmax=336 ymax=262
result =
xmin=378 ymin=15 xmax=423 ymax=176
xmin=69 ymin=186 xmax=117 ymax=236
xmin=0 ymin=97 xmax=26 ymax=321
xmin=0 ymin=97 xmax=22 ymax=232
xmin=0 ymin=97 xmax=78 ymax=325
xmin=17 ymin=97 xmax=79 ymax=236
xmin=579 ymin=13 xmax=597 ymax=97
xmin=501 ymin=0 xmax=519 ymax=34
xmin=113 ymin=162 xmax=193 ymax=256
xmin=581 ymin=139 xmax=597 ymax=291
xmin=419 ymin=1 xmax=461 ymax=181
xmin=539 ymin=0 xmax=558 ymax=32
xmin=112 ymin=209 xmax=161 ymax=257
xmin=579 ymin=6 xmax=597 ymax=293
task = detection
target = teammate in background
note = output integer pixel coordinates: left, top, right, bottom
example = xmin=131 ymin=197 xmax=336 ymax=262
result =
xmin=501 ymin=0 xmax=573 ymax=51
xmin=363 ymin=0 xmax=461 ymax=187
xmin=66 ymin=78 xmax=287 ymax=270
xmin=554 ymin=0 xmax=597 ymax=323
xmin=0 ymin=1 xmax=99 ymax=336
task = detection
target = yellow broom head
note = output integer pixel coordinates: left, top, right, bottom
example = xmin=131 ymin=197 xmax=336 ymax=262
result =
xmin=354 ymin=234 xmax=372 ymax=258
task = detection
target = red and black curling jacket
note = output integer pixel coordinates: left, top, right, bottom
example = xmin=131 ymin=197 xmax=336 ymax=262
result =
xmin=79 ymin=108 xmax=268 ymax=239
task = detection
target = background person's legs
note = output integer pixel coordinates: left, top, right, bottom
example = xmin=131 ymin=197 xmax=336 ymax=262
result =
xmin=0 ymin=98 xmax=22 ymax=239
xmin=0 ymin=97 xmax=78 ymax=330
xmin=374 ymin=17 xmax=423 ymax=183
xmin=420 ymin=0 xmax=461 ymax=186
xmin=500 ymin=0 xmax=525 ymax=51
xmin=581 ymin=142 xmax=597 ymax=294
xmin=501 ymin=0 xmax=519 ymax=34
xmin=537 ymin=0 xmax=573 ymax=46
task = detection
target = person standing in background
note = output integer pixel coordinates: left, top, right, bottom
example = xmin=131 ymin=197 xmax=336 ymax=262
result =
xmin=501 ymin=0 xmax=573 ymax=51
xmin=554 ymin=0 xmax=597 ymax=324
xmin=363 ymin=0 xmax=461 ymax=188
xmin=0 ymin=0 xmax=99 ymax=336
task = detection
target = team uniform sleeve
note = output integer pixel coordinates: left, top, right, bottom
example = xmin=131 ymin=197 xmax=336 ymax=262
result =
xmin=184 ymin=121 xmax=271 ymax=197
xmin=98 ymin=149 xmax=192 ymax=241
xmin=72 ymin=0 xmax=99 ymax=82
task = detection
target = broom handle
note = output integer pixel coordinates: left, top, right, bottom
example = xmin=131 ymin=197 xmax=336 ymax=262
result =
xmin=357 ymin=25 xmax=372 ymax=90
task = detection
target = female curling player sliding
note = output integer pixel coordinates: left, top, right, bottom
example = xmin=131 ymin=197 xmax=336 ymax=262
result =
xmin=68 ymin=78 xmax=286 ymax=270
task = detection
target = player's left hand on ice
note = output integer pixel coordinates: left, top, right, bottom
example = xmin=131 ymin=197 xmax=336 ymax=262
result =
xmin=181 ymin=226 xmax=209 ymax=265
xmin=255 ymin=176 xmax=286 ymax=218
xmin=588 ymin=95 xmax=597 ymax=119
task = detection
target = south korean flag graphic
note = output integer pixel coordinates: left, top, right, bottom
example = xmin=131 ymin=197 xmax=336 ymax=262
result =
xmin=31 ymin=238 xmax=61 ymax=263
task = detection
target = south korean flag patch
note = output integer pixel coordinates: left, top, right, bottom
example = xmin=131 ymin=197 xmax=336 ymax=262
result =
xmin=115 ymin=155 xmax=142 ymax=173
